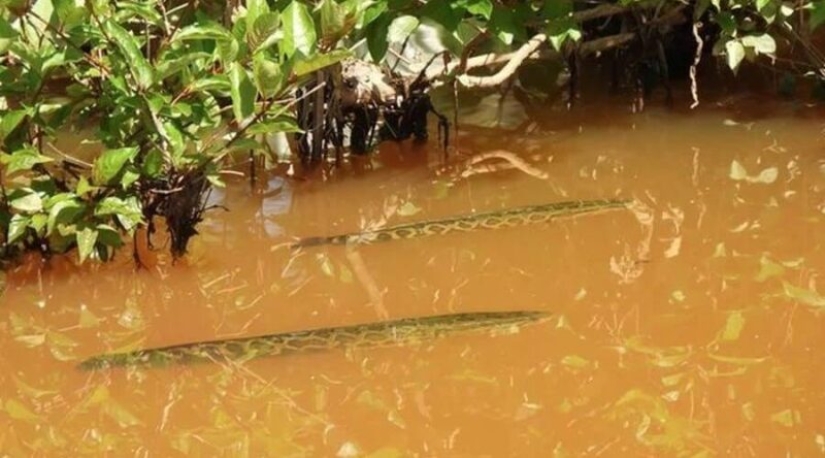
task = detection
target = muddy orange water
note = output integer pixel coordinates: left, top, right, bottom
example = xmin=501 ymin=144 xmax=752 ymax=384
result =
xmin=3 ymin=97 xmax=825 ymax=457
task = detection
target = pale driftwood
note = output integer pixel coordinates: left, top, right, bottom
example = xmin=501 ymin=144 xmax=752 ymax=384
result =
xmin=458 ymin=150 xmax=549 ymax=180
xmin=452 ymin=32 xmax=637 ymax=89
xmin=457 ymin=34 xmax=549 ymax=88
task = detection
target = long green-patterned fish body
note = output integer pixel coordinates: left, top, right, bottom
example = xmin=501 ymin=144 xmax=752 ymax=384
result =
xmin=291 ymin=198 xmax=631 ymax=249
xmin=79 ymin=310 xmax=550 ymax=370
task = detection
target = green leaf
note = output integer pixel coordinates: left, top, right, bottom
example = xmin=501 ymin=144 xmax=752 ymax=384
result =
xmin=1 ymin=109 xmax=28 ymax=140
xmin=542 ymin=0 xmax=572 ymax=19
xmin=172 ymin=22 xmax=233 ymax=42
xmin=95 ymin=197 xmax=143 ymax=232
xmin=205 ymin=171 xmax=225 ymax=188
xmin=47 ymin=198 xmax=83 ymax=235
xmin=92 ymin=147 xmax=138 ymax=185
xmin=7 ymin=214 xmax=30 ymax=244
xmin=282 ymin=1 xmax=316 ymax=57
xmin=725 ymin=40 xmax=745 ymax=72
xmin=10 ymin=192 xmax=43 ymax=213
xmin=0 ymin=148 xmax=54 ymax=174
xmin=716 ymin=12 xmax=737 ymax=35
xmin=29 ymin=213 xmax=47 ymax=234
xmin=547 ymin=18 xmax=581 ymax=51
xmin=215 ymin=36 xmax=240 ymax=64
xmin=76 ymin=176 xmax=96 ymax=196
xmin=741 ymin=34 xmax=776 ymax=54
xmin=250 ymin=11 xmax=282 ymax=52
xmin=783 ymin=282 xmax=825 ymax=308
xmin=103 ymin=20 xmax=154 ymax=90
xmin=460 ymin=0 xmax=493 ymax=19
xmin=190 ymin=75 xmax=231 ymax=92
xmin=489 ymin=5 xmax=519 ymax=45
xmin=96 ymin=224 xmax=123 ymax=248
xmin=120 ymin=166 xmax=141 ymax=189
xmin=0 ymin=16 xmax=19 ymax=54
xmin=756 ymin=0 xmax=771 ymax=12
xmin=245 ymin=0 xmax=270 ymax=31
xmin=388 ymin=15 xmax=419 ymax=43
xmin=366 ymin=13 xmax=392 ymax=62
xmin=811 ymin=1 xmax=825 ymax=31
xmin=421 ymin=0 xmax=459 ymax=31
xmin=721 ymin=311 xmax=745 ymax=341
xmin=229 ymin=63 xmax=256 ymax=123
xmin=320 ymin=0 xmax=345 ymax=39
xmin=294 ymin=49 xmax=353 ymax=76
xmin=76 ymin=227 xmax=98 ymax=263
xmin=253 ymin=55 xmax=285 ymax=97
xmin=246 ymin=115 xmax=302 ymax=134
xmin=141 ymin=149 xmax=164 ymax=178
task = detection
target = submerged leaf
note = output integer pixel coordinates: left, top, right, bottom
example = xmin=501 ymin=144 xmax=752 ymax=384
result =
xmin=561 ymin=355 xmax=591 ymax=369
xmin=396 ymin=201 xmax=421 ymax=217
xmin=721 ymin=311 xmax=745 ymax=341
xmin=729 ymin=160 xmax=778 ymax=184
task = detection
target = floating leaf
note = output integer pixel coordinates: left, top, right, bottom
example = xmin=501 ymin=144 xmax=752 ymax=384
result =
xmin=721 ymin=310 xmax=745 ymax=341
xmin=14 ymin=334 xmax=46 ymax=347
xmin=707 ymin=354 xmax=767 ymax=365
xmin=4 ymin=399 xmax=39 ymax=422
xmin=317 ymin=253 xmax=335 ymax=277
xmin=396 ymin=201 xmax=421 ymax=217
xmin=79 ymin=305 xmax=101 ymax=328
xmin=365 ymin=448 xmax=404 ymax=458
xmin=561 ymin=355 xmax=590 ymax=368
xmin=729 ymin=160 xmax=748 ymax=180
xmin=755 ymin=255 xmax=785 ymax=282
xmin=729 ymin=160 xmax=778 ymax=184
xmin=742 ymin=402 xmax=756 ymax=421
xmin=771 ymin=409 xmax=798 ymax=427
xmin=104 ymin=401 xmax=143 ymax=427
xmin=339 ymin=263 xmax=353 ymax=283
xmin=783 ymin=282 xmax=825 ymax=307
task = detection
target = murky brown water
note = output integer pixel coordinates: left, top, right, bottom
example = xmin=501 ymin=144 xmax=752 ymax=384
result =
xmin=3 ymin=97 xmax=825 ymax=457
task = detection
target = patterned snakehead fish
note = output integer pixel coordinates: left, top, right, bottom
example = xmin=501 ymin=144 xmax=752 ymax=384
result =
xmin=79 ymin=310 xmax=550 ymax=370
xmin=291 ymin=198 xmax=630 ymax=249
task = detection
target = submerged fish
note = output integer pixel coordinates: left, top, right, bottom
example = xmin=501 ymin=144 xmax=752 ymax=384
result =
xmin=79 ymin=310 xmax=551 ymax=370
xmin=291 ymin=198 xmax=631 ymax=249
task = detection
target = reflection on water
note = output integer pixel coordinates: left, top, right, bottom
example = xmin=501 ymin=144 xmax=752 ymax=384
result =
xmin=2 ymin=101 xmax=825 ymax=456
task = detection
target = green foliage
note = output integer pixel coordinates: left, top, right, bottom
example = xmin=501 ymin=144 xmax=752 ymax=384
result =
xmin=0 ymin=0 xmax=821 ymax=265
